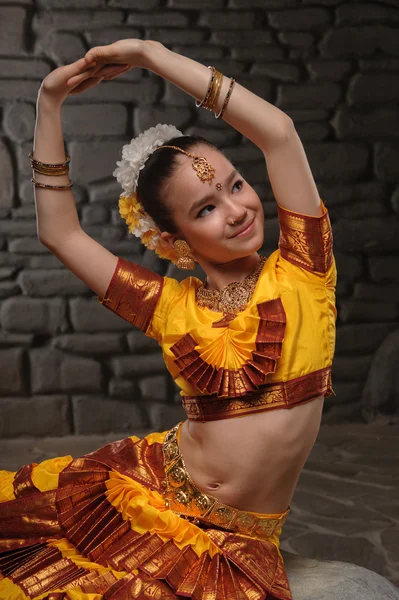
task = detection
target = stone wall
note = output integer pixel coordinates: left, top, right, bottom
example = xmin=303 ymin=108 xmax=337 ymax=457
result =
xmin=0 ymin=0 xmax=399 ymax=438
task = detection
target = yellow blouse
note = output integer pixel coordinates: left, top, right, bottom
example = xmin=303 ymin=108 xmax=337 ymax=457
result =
xmin=98 ymin=199 xmax=337 ymax=421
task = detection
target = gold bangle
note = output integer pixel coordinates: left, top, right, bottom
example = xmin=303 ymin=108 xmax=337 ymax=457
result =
xmin=215 ymin=77 xmax=235 ymax=120
xmin=195 ymin=66 xmax=215 ymax=109
xmin=206 ymin=70 xmax=223 ymax=112
xmin=31 ymin=177 xmax=73 ymax=190
xmin=29 ymin=151 xmax=71 ymax=168
xmin=32 ymin=165 xmax=70 ymax=176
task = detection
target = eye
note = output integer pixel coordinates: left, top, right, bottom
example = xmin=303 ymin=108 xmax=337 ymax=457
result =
xmin=233 ymin=179 xmax=244 ymax=192
xmin=197 ymin=204 xmax=215 ymax=218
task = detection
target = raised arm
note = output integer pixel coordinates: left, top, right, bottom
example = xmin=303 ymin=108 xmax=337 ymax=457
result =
xmin=32 ymin=58 xmax=128 ymax=298
xmin=84 ymin=40 xmax=323 ymax=217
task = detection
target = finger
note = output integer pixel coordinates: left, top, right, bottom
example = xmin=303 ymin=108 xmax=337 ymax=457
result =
xmin=85 ymin=45 xmax=117 ymax=63
xmin=66 ymin=64 xmax=101 ymax=87
xmin=64 ymin=57 xmax=97 ymax=77
xmin=102 ymin=65 xmax=131 ymax=80
xmin=69 ymin=76 xmax=104 ymax=95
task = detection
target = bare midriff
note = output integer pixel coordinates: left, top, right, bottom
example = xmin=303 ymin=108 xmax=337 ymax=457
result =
xmin=179 ymin=395 xmax=325 ymax=515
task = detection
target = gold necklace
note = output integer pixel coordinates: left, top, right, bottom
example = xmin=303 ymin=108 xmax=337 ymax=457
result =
xmin=196 ymin=255 xmax=266 ymax=316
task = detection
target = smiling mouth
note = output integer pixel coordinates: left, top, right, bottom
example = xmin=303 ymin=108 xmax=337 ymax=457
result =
xmin=230 ymin=218 xmax=255 ymax=238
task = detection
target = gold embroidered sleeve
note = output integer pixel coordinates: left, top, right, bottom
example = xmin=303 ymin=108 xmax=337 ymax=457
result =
xmin=97 ymin=257 xmax=165 ymax=338
xmin=277 ymin=199 xmax=334 ymax=275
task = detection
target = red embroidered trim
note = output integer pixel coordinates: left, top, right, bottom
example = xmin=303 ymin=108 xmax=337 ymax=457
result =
xmin=277 ymin=202 xmax=333 ymax=274
xmin=97 ymin=257 xmax=164 ymax=333
xmin=13 ymin=464 xmax=39 ymax=498
xmin=181 ymin=365 xmax=334 ymax=422
xmin=170 ymin=298 xmax=287 ymax=398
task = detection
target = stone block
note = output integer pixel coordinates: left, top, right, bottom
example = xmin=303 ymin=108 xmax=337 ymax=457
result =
xmin=336 ymin=3 xmax=399 ymax=26
xmin=33 ymin=9 xmax=123 ymax=33
xmin=0 ymin=80 xmax=40 ymax=102
xmin=17 ymin=268 xmax=89 ymax=297
xmin=334 ymin=217 xmax=399 ymax=253
xmin=0 ymin=332 xmax=34 ymax=348
xmin=332 ymin=355 xmax=372 ymax=382
xmin=0 ymin=7 xmax=26 ymax=53
xmin=146 ymin=28 xmax=206 ymax=45
xmin=269 ymin=8 xmax=330 ymax=30
xmin=198 ymin=11 xmax=255 ymax=29
xmin=110 ymin=353 xmax=166 ymax=378
xmin=126 ymin=330 xmax=159 ymax=353
xmin=0 ymin=396 xmax=70 ymax=437
xmin=72 ymin=395 xmax=147 ymax=433
xmin=139 ymin=375 xmax=167 ymax=402
xmin=109 ymin=378 xmax=140 ymax=400
xmin=307 ymin=60 xmax=352 ymax=81
xmin=339 ymin=300 xmax=398 ymax=323
xmin=361 ymin=329 xmax=399 ymax=422
xmin=0 ymin=58 xmax=51 ymax=79
xmin=278 ymin=82 xmax=341 ymax=109
xmin=147 ymin=401 xmax=186 ymax=431
xmin=8 ymin=237 xmax=53 ymax=255
xmin=133 ymin=106 xmax=192 ymax=133
xmin=251 ymin=62 xmax=301 ymax=82
xmin=278 ymin=32 xmax=315 ymax=48
xmin=52 ymin=333 xmax=124 ymax=355
xmin=375 ymin=142 xmax=399 ymax=183
xmin=1 ymin=297 xmax=67 ymax=334
xmin=0 ymin=348 xmax=26 ymax=395
xmin=70 ymin=297 xmax=133 ymax=332
xmin=0 ymin=282 xmax=21 ymax=299
xmin=81 ymin=205 xmax=110 ymax=226
xmin=320 ymin=25 xmax=399 ymax=59
xmin=86 ymin=26 xmax=142 ymax=47
xmin=0 ymin=219 xmax=38 ymax=237
xmin=169 ymin=0 xmax=223 ymax=7
xmin=368 ymin=256 xmax=399 ymax=283
xmin=232 ymin=46 xmax=284 ymax=61
xmin=30 ymin=346 xmax=103 ymax=394
xmin=63 ymin=104 xmax=128 ymax=137
xmin=0 ymin=141 xmax=14 ymax=211
xmin=331 ymin=104 xmax=399 ymax=139
xmin=4 ymin=103 xmax=35 ymax=143
xmin=353 ymin=282 xmax=399 ymax=303
xmin=127 ymin=11 xmax=188 ymax=27
xmin=211 ymin=30 xmax=273 ymax=46
xmin=41 ymin=32 xmax=86 ymax=65
xmin=349 ymin=73 xmax=399 ymax=105
xmin=335 ymin=323 xmax=393 ymax=354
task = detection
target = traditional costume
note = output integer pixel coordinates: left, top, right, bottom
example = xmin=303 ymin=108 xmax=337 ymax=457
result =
xmin=1 ymin=123 xmax=337 ymax=599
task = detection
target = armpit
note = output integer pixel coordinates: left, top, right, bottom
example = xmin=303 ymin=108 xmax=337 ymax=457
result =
xmin=277 ymin=199 xmax=333 ymax=274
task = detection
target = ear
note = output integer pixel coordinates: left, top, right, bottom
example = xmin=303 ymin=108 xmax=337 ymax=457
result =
xmin=160 ymin=230 xmax=178 ymax=250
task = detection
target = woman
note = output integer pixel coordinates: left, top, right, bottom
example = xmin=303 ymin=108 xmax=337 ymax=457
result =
xmin=0 ymin=39 xmax=337 ymax=599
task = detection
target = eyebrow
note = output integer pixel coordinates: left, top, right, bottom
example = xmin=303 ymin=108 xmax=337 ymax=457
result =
xmin=188 ymin=168 xmax=239 ymax=217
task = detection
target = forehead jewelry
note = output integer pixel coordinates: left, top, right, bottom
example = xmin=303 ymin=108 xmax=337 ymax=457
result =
xmin=154 ymin=145 xmax=215 ymax=184
xmin=216 ymin=182 xmax=223 ymax=191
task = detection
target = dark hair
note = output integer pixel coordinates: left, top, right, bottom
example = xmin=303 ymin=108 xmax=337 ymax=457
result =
xmin=136 ymin=135 xmax=216 ymax=234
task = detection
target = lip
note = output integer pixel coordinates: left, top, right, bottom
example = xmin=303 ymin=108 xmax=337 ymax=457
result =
xmin=230 ymin=218 xmax=256 ymax=238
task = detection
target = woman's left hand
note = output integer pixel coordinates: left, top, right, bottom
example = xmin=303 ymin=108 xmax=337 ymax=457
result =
xmin=66 ymin=59 xmax=131 ymax=95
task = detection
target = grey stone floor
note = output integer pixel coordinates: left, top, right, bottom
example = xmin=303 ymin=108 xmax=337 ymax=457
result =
xmin=1 ymin=421 xmax=398 ymax=587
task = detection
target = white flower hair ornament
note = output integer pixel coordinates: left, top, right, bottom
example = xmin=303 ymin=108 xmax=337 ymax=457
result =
xmin=114 ymin=124 xmax=184 ymax=264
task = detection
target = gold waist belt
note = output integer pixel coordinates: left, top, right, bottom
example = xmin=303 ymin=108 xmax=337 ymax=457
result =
xmin=162 ymin=421 xmax=290 ymax=541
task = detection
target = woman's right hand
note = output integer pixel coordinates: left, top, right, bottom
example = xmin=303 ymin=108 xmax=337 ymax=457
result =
xmin=37 ymin=56 xmax=131 ymax=109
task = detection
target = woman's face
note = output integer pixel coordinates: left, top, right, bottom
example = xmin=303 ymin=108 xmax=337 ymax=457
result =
xmin=161 ymin=145 xmax=264 ymax=266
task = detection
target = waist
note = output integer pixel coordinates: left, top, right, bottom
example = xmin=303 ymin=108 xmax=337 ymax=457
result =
xmin=181 ymin=366 xmax=334 ymax=422
xmin=162 ymin=421 xmax=290 ymax=542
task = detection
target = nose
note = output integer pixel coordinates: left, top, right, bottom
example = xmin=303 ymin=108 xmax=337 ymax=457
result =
xmin=227 ymin=202 xmax=247 ymax=225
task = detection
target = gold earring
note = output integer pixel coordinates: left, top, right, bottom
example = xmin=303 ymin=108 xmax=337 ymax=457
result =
xmin=173 ymin=239 xmax=196 ymax=270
